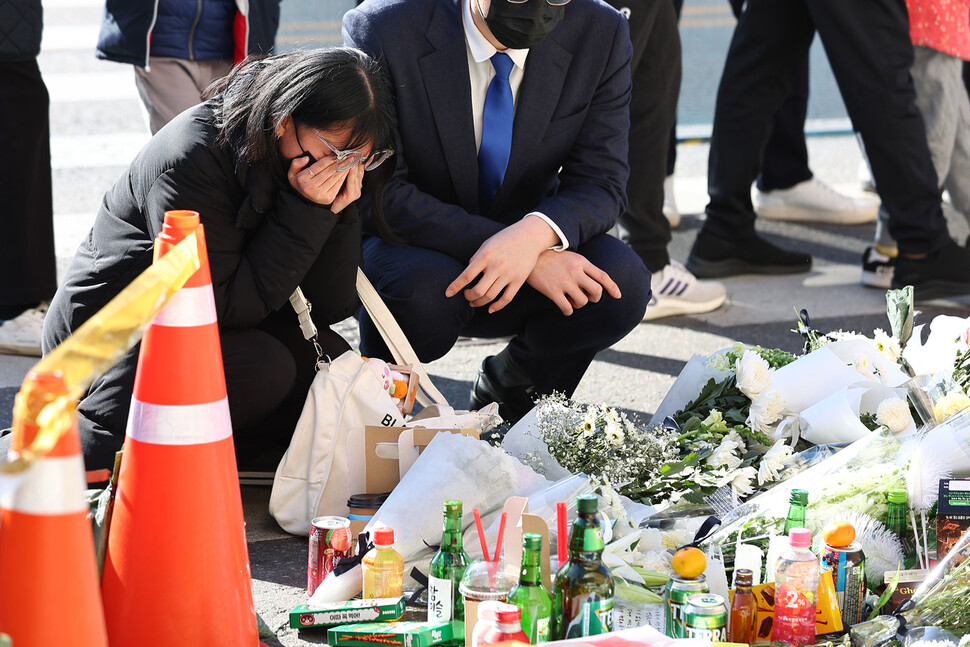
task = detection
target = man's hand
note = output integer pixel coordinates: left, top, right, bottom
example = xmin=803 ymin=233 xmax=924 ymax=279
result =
xmin=445 ymin=217 xmax=559 ymax=314
xmin=526 ymin=250 xmax=621 ymax=316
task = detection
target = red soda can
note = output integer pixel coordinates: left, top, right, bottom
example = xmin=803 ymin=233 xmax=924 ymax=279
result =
xmin=307 ymin=516 xmax=353 ymax=596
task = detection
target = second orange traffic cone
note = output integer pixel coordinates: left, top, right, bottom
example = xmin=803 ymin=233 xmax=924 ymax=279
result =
xmin=0 ymin=371 xmax=108 ymax=647
xmin=100 ymin=210 xmax=259 ymax=646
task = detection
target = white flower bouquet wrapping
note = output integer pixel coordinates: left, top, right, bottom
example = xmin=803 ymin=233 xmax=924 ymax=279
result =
xmin=703 ymin=428 xmax=906 ymax=582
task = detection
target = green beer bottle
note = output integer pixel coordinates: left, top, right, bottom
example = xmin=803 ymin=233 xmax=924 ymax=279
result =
xmin=428 ymin=500 xmax=470 ymax=626
xmin=507 ymin=533 xmax=553 ymax=644
xmin=783 ymin=489 xmax=808 ymax=534
xmin=552 ymin=494 xmax=614 ymax=639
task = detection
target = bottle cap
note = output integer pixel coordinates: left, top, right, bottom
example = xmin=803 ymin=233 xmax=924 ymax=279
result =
xmin=789 ymin=527 xmax=811 ymax=548
xmin=347 ymin=492 xmax=390 ymax=509
xmin=735 ymin=568 xmax=753 ymax=587
xmin=523 ymin=532 xmax=542 ymax=552
xmin=494 ymin=602 xmax=521 ymax=624
xmin=790 ymin=489 xmax=808 ymax=506
xmin=577 ymin=494 xmax=598 ymax=514
xmin=443 ymin=500 xmax=463 ymax=515
xmin=373 ymin=527 xmax=394 ymax=546
xmin=888 ymin=489 xmax=907 ymax=504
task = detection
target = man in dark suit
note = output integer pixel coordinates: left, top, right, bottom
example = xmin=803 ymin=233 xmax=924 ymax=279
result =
xmin=343 ymin=0 xmax=650 ymax=424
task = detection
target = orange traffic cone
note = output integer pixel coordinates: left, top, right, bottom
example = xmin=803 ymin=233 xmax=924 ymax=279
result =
xmin=0 ymin=371 xmax=109 ymax=647
xmin=100 ymin=210 xmax=260 ymax=646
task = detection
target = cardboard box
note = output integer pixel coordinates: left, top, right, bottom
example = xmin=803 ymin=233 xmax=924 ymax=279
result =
xmin=289 ymin=596 xmax=406 ymax=628
xmin=731 ymin=570 xmax=843 ymax=640
xmin=363 ymin=426 xmax=480 ymax=495
xmin=885 ymin=569 xmax=928 ymax=613
xmin=937 ymin=479 xmax=970 ymax=562
xmin=327 ymin=620 xmax=453 ymax=646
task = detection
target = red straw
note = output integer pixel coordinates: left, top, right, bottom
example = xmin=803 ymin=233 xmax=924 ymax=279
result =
xmin=473 ymin=508 xmax=490 ymax=561
xmin=556 ymin=502 xmax=568 ymax=564
xmin=493 ymin=512 xmax=508 ymax=564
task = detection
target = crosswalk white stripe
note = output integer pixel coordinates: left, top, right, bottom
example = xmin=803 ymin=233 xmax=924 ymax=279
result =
xmin=41 ymin=24 xmax=101 ymax=52
xmin=50 ymin=133 xmax=150 ymax=169
xmin=127 ymin=397 xmax=233 ymax=445
xmin=1 ymin=455 xmax=88 ymax=515
xmin=44 ymin=71 xmax=140 ymax=104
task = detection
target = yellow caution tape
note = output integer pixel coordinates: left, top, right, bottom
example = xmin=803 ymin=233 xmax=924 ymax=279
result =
xmin=0 ymin=231 xmax=201 ymax=474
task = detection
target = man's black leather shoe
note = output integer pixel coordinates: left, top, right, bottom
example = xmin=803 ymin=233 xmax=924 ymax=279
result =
xmin=468 ymin=359 xmax=536 ymax=427
xmin=685 ymin=229 xmax=812 ymax=278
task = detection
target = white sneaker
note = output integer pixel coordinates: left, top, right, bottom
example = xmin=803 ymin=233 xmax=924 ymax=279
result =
xmin=754 ymin=177 xmax=878 ymax=224
xmin=663 ymin=175 xmax=681 ymax=228
xmin=0 ymin=303 xmax=47 ymax=357
xmin=858 ymin=159 xmax=876 ymax=193
xmin=643 ymin=261 xmax=727 ymax=321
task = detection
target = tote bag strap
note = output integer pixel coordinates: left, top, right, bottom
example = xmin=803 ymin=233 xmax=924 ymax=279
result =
xmin=354 ymin=268 xmax=448 ymax=407
xmin=287 ymin=274 xmax=448 ymax=407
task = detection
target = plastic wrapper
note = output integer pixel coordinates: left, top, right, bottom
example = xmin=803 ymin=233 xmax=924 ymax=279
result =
xmin=895 ymin=525 xmax=970 ymax=637
xmin=363 ymin=432 xmax=551 ymax=572
xmin=704 ymin=429 xmax=904 ymax=581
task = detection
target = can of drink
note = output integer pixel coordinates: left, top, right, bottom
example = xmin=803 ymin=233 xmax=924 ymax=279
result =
xmin=820 ymin=542 xmax=867 ymax=626
xmin=307 ymin=516 xmax=353 ymax=597
xmin=684 ymin=593 xmax=728 ymax=642
xmin=664 ymin=574 xmax=709 ymax=638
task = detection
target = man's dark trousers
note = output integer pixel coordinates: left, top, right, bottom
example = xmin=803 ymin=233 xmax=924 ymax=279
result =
xmin=704 ymin=0 xmax=949 ymax=255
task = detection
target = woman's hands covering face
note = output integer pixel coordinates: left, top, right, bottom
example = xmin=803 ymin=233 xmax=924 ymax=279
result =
xmin=287 ymin=155 xmax=365 ymax=214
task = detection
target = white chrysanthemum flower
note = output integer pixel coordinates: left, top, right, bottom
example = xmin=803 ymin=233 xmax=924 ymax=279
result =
xmin=729 ymin=466 xmax=759 ymax=496
xmin=746 ymin=388 xmax=784 ymax=433
xmin=872 ymin=328 xmax=902 ymax=361
xmin=934 ymin=391 xmax=970 ymax=422
xmin=706 ymin=445 xmax=742 ymax=470
xmin=757 ymin=440 xmax=795 ymax=484
xmin=736 ymin=350 xmax=771 ymax=398
xmin=876 ymin=397 xmax=914 ymax=434
xmin=604 ymin=417 xmax=625 ymax=446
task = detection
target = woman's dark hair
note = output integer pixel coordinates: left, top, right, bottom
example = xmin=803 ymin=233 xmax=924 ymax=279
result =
xmin=205 ymin=47 xmax=397 ymax=239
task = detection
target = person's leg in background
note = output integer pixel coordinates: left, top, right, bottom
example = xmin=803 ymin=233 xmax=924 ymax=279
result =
xmin=662 ymin=0 xmax=684 ymax=228
xmin=810 ymin=0 xmax=970 ymax=299
xmin=0 ymin=58 xmax=57 ymax=356
xmin=611 ymin=0 xmax=726 ymax=320
xmin=685 ymin=0 xmax=816 ymax=278
xmin=134 ymin=57 xmax=234 ymax=134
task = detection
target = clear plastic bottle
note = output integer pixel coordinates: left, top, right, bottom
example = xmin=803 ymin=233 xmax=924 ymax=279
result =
xmin=361 ymin=527 xmax=404 ymax=599
xmin=771 ymin=528 xmax=819 ymax=646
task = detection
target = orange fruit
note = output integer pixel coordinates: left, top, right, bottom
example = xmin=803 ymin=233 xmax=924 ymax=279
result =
xmin=672 ymin=546 xmax=707 ymax=579
xmin=822 ymin=520 xmax=856 ymax=548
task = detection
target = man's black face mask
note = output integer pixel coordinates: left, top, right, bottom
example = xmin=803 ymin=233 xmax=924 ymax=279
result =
xmin=483 ymin=0 xmax=565 ymax=50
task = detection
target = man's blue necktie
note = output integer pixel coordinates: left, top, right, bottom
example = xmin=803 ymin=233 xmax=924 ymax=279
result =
xmin=478 ymin=52 xmax=514 ymax=215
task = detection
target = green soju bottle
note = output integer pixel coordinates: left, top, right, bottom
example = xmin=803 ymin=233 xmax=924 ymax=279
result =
xmin=428 ymin=500 xmax=470 ymax=626
xmin=885 ymin=489 xmax=917 ymax=569
xmin=552 ymin=494 xmax=614 ymax=639
xmin=783 ymin=489 xmax=808 ymax=534
xmin=508 ymin=533 xmax=553 ymax=644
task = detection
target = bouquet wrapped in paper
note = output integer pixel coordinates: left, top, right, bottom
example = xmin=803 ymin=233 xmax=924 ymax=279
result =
xmin=704 ymin=428 xmax=906 ymax=581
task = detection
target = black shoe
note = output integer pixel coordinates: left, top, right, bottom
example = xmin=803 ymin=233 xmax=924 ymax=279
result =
xmin=685 ymin=230 xmax=812 ymax=278
xmin=469 ymin=359 xmax=536 ymax=427
xmin=861 ymin=246 xmax=895 ymax=289
xmin=893 ymin=242 xmax=970 ymax=300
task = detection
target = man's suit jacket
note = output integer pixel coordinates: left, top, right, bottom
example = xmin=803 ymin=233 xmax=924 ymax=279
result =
xmin=343 ymin=0 xmax=632 ymax=263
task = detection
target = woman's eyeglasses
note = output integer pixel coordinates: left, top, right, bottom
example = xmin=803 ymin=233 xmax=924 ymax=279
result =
xmin=295 ymin=127 xmax=393 ymax=172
